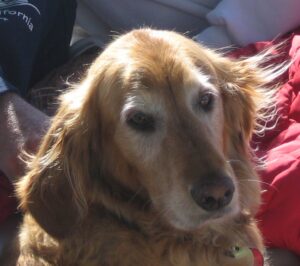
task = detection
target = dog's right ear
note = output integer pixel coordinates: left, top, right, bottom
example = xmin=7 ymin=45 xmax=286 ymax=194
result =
xmin=16 ymin=81 xmax=102 ymax=239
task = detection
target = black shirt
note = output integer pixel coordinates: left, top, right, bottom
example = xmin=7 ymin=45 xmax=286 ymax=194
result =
xmin=0 ymin=0 xmax=76 ymax=96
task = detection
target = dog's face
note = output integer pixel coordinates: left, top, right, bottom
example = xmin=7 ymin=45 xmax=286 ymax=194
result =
xmin=115 ymin=61 xmax=237 ymax=230
xmin=19 ymin=29 xmax=271 ymax=238
xmin=89 ymin=30 xmax=261 ymax=231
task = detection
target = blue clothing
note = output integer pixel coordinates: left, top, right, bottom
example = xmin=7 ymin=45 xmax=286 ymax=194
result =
xmin=0 ymin=0 xmax=76 ymax=96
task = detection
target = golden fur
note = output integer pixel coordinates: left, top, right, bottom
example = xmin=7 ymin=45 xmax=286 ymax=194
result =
xmin=5 ymin=29 xmax=281 ymax=265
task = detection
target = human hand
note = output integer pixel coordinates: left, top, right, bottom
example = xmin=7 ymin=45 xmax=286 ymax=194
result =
xmin=0 ymin=93 xmax=50 ymax=182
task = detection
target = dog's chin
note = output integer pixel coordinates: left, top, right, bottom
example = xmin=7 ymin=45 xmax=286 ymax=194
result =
xmin=165 ymin=203 xmax=241 ymax=232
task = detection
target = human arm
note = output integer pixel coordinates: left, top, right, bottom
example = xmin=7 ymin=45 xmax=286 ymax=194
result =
xmin=0 ymin=91 xmax=50 ymax=181
xmin=0 ymin=0 xmax=76 ymax=181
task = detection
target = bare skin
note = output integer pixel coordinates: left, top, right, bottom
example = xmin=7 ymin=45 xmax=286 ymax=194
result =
xmin=0 ymin=92 xmax=50 ymax=182
xmin=0 ymin=92 xmax=49 ymax=260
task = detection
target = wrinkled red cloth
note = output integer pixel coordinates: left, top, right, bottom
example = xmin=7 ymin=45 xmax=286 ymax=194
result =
xmin=1 ymin=29 xmax=300 ymax=255
xmin=231 ymin=29 xmax=300 ymax=255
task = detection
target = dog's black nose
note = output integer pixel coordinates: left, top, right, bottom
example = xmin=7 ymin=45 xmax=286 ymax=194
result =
xmin=190 ymin=176 xmax=235 ymax=211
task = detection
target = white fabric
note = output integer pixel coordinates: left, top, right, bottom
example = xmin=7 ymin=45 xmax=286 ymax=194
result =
xmin=195 ymin=0 xmax=300 ymax=47
xmin=76 ymin=0 xmax=300 ymax=48
xmin=76 ymin=0 xmax=220 ymax=45
xmin=194 ymin=25 xmax=233 ymax=48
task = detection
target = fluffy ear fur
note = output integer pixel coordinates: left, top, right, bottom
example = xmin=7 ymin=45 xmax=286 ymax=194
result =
xmin=16 ymin=75 xmax=103 ymax=239
xmin=217 ymin=52 xmax=286 ymax=214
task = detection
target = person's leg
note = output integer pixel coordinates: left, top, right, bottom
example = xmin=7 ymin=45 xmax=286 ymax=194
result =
xmin=268 ymin=248 xmax=300 ymax=266
xmin=75 ymin=0 xmax=220 ymax=44
xmin=0 ymin=214 xmax=21 ymax=264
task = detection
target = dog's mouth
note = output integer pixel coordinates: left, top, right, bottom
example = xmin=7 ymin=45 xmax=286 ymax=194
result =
xmin=167 ymin=204 xmax=239 ymax=232
xmin=172 ymin=207 xmax=240 ymax=233
xmin=155 ymin=182 xmax=240 ymax=232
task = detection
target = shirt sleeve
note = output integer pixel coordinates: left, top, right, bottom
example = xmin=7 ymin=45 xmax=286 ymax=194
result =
xmin=0 ymin=65 xmax=18 ymax=94
xmin=0 ymin=73 xmax=8 ymax=94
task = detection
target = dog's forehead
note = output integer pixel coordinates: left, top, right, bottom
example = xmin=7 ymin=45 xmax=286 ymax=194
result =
xmin=121 ymin=66 xmax=218 ymax=121
xmin=123 ymin=61 xmax=216 ymax=101
xmin=119 ymin=33 xmax=216 ymax=93
xmin=106 ymin=30 xmax=220 ymax=112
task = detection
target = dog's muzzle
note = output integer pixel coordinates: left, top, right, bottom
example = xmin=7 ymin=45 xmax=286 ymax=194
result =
xmin=190 ymin=174 xmax=235 ymax=212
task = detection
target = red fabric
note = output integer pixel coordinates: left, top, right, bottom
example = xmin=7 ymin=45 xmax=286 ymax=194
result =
xmin=250 ymin=248 xmax=264 ymax=266
xmin=231 ymin=30 xmax=300 ymax=255
xmin=0 ymin=29 xmax=300 ymax=255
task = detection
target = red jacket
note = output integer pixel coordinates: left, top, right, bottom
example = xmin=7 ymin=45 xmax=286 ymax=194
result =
xmin=231 ymin=29 xmax=300 ymax=255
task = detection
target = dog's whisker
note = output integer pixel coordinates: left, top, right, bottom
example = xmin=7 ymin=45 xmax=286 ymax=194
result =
xmin=226 ymin=159 xmax=244 ymax=164
xmin=239 ymin=179 xmax=271 ymax=186
xmin=238 ymin=179 xmax=279 ymax=192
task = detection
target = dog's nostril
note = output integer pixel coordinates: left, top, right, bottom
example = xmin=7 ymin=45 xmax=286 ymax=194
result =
xmin=219 ymin=187 xmax=234 ymax=208
xmin=191 ymin=177 xmax=235 ymax=212
xmin=224 ymin=189 xmax=233 ymax=202
xmin=200 ymin=196 xmax=218 ymax=211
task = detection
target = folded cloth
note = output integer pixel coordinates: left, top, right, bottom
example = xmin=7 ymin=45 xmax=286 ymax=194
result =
xmin=195 ymin=0 xmax=300 ymax=47
xmin=230 ymin=29 xmax=300 ymax=255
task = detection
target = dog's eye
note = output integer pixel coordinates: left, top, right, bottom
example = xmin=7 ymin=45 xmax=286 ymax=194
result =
xmin=198 ymin=92 xmax=214 ymax=112
xmin=126 ymin=112 xmax=155 ymax=132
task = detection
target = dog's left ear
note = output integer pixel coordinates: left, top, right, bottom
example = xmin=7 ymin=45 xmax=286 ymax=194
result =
xmin=219 ymin=54 xmax=285 ymax=212
xmin=220 ymin=54 xmax=284 ymax=154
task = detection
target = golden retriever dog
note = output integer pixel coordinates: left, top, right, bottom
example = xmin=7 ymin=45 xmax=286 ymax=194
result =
xmin=5 ymin=29 xmax=282 ymax=265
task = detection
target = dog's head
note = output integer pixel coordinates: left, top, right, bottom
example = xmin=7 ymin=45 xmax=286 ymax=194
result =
xmin=17 ymin=29 xmax=279 ymax=238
